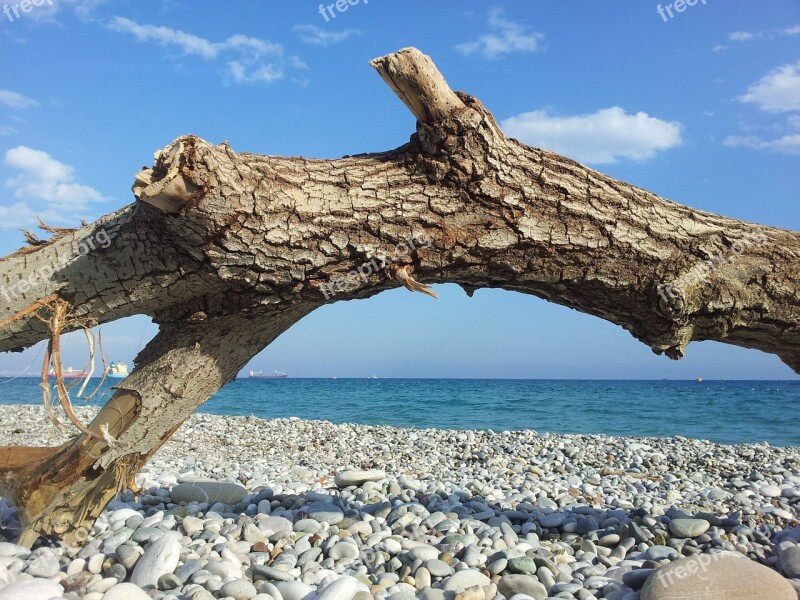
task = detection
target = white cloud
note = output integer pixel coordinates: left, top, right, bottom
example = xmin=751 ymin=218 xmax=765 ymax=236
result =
xmin=12 ymin=0 xmax=108 ymax=23
xmin=501 ymin=107 xmax=682 ymax=164
xmin=729 ymin=31 xmax=755 ymax=42
xmin=739 ymin=62 xmax=800 ymax=113
xmin=0 ymin=90 xmax=39 ymax=110
xmin=724 ymin=134 xmax=800 ymax=155
xmin=0 ymin=126 xmax=17 ymax=136
xmin=456 ymin=8 xmax=543 ymax=59
xmin=727 ymin=24 xmax=800 ymax=42
xmin=293 ymin=24 xmax=360 ymax=46
xmin=3 ymin=147 xmax=106 ymax=227
xmin=107 ymin=17 xmax=306 ymax=85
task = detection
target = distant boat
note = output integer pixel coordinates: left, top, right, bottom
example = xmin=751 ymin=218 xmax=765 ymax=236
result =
xmin=48 ymin=367 xmax=89 ymax=379
xmin=369 ymin=374 xmax=378 ymax=379
xmin=249 ymin=370 xmax=288 ymax=379
xmin=106 ymin=362 xmax=129 ymax=379
xmin=697 ymin=378 xmax=703 ymax=382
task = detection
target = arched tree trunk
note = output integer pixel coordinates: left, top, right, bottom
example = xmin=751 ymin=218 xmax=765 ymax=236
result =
xmin=0 ymin=47 xmax=798 ymax=546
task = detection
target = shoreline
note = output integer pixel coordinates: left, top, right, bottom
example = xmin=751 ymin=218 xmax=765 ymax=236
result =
xmin=0 ymin=405 xmax=798 ymax=599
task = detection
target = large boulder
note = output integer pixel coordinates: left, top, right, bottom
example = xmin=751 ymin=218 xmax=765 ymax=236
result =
xmin=641 ymin=554 xmax=795 ymax=600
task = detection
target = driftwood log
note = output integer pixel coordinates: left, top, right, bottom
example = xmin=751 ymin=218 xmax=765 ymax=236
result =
xmin=0 ymin=47 xmax=798 ymax=547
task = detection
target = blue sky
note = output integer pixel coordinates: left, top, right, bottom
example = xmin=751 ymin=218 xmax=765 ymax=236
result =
xmin=1 ymin=1 xmax=798 ymax=379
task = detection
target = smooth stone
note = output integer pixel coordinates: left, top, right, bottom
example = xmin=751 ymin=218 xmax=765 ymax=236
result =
xmin=329 ymin=542 xmax=360 ymax=561
xmin=220 ymin=579 xmax=259 ymax=599
xmin=0 ymin=543 xmax=29 ymax=558
xmin=25 ymin=552 xmax=60 ymax=578
xmin=668 ymin=519 xmax=710 ymax=539
xmin=644 ymin=546 xmax=679 ymax=561
xmin=101 ymin=582 xmax=155 ymax=600
xmin=761 ymin=485 xmax=782 ymax=498
xmin=641 ymin=555 xmax=796 ymax=599
xmin=425 ymin=559 xmax=452 ymax=578
xmin=623 ymin=568 xmax=657 ymax=590
xmin=317 ymin=576 xmax=361 ymax=600
xmin=408 ymin=545 xmax=439 ymax=562
xmin=497 ymin=574 xmax=548 ymax=600
xmin=305 ymin=502 xmax=344 ymax=525
xmin=252 ymin=564 xmax=295 ymax=581
xmin=539 ymin=513 xmax=564 ymax=528
xmin=130 ymin=533 xmax=181 ymax=588
xmin=170 ymin=481 xmax=247 ymax=505
xmin=334 ymin=470 xmax=386 ymax=488
xmin=780 ymin=545 xmax=800 ymax=578
xmin=274 ymin=581 xmax=315 ymax=600
xmin=0 ymin=578 xmax=64 ymax=600
xmin=157 ymin=572 xmax=182 ymax=590
xmin=115 ymin=546 xmax=141 ymax=571
xmin=443 ymin=570 xmax=492 ymax=592
xmin=507 ymin=556 xmax=537 ymax=575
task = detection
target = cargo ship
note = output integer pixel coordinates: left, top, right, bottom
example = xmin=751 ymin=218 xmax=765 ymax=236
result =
xmin=106 ymin=362 xmax=129 ymax=379
xmin=248 ymin=370 xmax=288 ymax=379
xmin=48 ymin=367 xmax=89 ymax=379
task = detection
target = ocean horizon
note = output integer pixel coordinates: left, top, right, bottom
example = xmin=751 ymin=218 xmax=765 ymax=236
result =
xmin=1 ymin=377 xmax=797 ymax=447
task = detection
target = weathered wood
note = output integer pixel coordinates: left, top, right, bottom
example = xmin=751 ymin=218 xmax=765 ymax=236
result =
xmin=0 ymin=47 xmax=798 ymax=546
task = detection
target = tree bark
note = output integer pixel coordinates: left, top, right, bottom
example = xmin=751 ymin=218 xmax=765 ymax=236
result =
xmin=0 ymin=47 xmax=798 ymax=546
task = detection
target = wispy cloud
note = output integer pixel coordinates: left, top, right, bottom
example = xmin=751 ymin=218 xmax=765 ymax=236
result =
xmin=728 ymin=24 xmax=800 ymax=43
xmin=501 ymin=107 xmax=682 ymax=164
xmin=0 ymin=90 xmax=39 ymax=110
xmin=738 ymin=61 xmax=800 ymax=113
xmin=456 ymin=8 xmax=543 ymax=59
xmin=107 ymin=17 xmax=306 ymax=85
xmin=723 ymin=134 xmax=800 ymax=155
xmin=0 ymin=126 xmax=18 ymax=136
xmin=293 ymin=24 xmax=361 ymax=46
xmin=3 ymin=146 xmax=106 ymax=227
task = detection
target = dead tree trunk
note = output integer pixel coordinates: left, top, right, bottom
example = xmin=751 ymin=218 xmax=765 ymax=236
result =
xmin=0 ymin=47 xmax=798 ymax=546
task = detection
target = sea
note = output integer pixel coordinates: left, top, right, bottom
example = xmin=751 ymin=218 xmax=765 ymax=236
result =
xmin=0 ymin=378 xmax=798 ymax=447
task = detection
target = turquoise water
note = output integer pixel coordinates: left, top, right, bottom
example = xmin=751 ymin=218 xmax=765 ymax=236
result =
xmin=0 ymin=378 xmax=798 ymax=446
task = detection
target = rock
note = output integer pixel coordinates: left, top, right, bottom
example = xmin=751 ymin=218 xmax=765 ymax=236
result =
xmin=539 ymin=513 xmax=564 ymax=528
xmin=252 ymin=564 xmax=295 ymax=581
xmin=316 ymin=576 xmax=361 ymax=600
xmin=115 ymin=545 xmax=142 ymax=570
xmin=130 ymin=533 xmax=181 ymax=588
xmin=780 ymin=545 xmax=800 ymax=579
xmin=329 ymin=541 xmax=360 ymax=561
xmin=443 ymin=570 xmax=492 ymax=592
xmin=408 ymin=545 xmax=439 ymax=562
xmin=761 ymin=484 xmax=782 ymax=498
xmin=425 ymin=559 xmax=452 ymax=578
xmin=497 ymin=574 xmax=548 ymax=600
xmin=101 ymin=582 xmax=152 ymax=600
xmin=220 ymin=579 xmax=259 ymax=599
xmin=334 ymin=470 xmax=386 ymax=488
xmin=170 ymin=480 xmax=247 ymax=504
xmin=0 ymin=543 xmax=29 ymax=558
xmin=0 ymin=578 xmax=63 ymax=600
xmin=305 ymin=502 xmax=344 ymax=525
xmin=641 ymin=554 xmax=796 ymax=599
xmin=157 ymin=572 xmax=182 ymax=590
xmin=668 ymin=519 xmax=710 ymax=539
xmin=25 ymin=551 xmax=60 ymax=578
xmin=507 ymin=556 xmax=537 ymax=575
xmin=274 ymin=580 xmax=316 ymax=600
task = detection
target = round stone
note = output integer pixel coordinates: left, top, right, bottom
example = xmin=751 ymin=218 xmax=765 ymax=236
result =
xmin=668 ymin=519 xmax=711 ymax=539
xmin=641 ymin=555 xmax=796 ymax=600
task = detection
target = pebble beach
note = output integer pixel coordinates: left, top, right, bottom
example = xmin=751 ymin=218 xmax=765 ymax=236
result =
xmin=1 ymin=405 xmax=799 ymax=600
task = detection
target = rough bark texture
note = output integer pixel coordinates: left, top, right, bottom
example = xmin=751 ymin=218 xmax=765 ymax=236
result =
xmin=0 ymin=47 xmax=798 ymax=546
